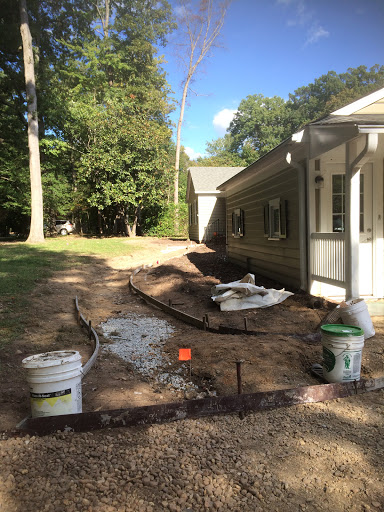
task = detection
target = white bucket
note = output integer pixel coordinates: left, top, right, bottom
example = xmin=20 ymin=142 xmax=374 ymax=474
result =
xmin=339 ymin=298 xmax=375 ymax=339
xmin=321 ymin=324 xmax=364 ymax=383
xmin=22 ymin=351 xmax=82 ymax=418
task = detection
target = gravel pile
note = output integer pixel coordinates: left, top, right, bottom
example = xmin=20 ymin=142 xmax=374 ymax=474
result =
xmin=100 ymin=314 xmax=198 ymax=393
xmin=1 ymin=392 xmax=383 ymax=512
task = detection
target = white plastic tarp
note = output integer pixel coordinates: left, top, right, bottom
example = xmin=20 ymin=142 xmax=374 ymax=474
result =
xmin=211 ymin=273 xmax=294 ymax=311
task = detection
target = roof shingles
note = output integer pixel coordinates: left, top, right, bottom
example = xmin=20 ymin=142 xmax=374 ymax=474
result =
xmin=189 ymin=167 xmax=245 ymax=192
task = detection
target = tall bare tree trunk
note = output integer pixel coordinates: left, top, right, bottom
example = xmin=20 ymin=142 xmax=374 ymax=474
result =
xmin=173 ymin=0 xmax=230 ymax=206
xmin=174 ymin=76 xmax=191 ymax=205
xmin=20 ymin=0 xmax=44 ymax=243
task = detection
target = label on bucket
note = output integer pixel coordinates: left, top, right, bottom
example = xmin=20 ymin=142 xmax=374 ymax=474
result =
xmin=30 ymin=388 xmax=73 ymax=417
xmin=323 ymin=348 xmax=362 ymax=382
xmin=323 ymin=347 xmax=336 ymax=372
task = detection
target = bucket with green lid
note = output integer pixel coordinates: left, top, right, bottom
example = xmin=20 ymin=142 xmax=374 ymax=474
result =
xmin=321 ymin=324 xmax=364 ymax=383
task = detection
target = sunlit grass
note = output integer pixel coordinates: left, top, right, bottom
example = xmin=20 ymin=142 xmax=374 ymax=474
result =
xmin=0 ymin=236 xmax=147 ymax=346
xmin=34 ymin=235 xmax=146 ymax=258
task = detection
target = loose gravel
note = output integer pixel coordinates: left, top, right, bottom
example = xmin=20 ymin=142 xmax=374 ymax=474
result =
xmin=1 ymin=392 xmax=383 ymax=512
xmin=101 ymin=314 xmax=198 ymax=393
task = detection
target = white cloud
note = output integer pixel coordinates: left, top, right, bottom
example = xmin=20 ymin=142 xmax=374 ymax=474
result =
xmin=213 ymin=108 xmax=237 ymax=135
xmin=305 ymin=25 xmax=329 ymax=45
xmin=277 ymin=0 xmax=330 ymax=44
xmin=184 ymin=146 xmax=203 ymax=160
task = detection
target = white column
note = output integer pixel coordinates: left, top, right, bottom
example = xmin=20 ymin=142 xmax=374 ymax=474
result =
xmin=345 ymin=141 xmax=360 ymax=300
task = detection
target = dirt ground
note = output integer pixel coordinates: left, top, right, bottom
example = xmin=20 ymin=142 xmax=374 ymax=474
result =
xmin=1 ymin=237 xmax=383 ymax=434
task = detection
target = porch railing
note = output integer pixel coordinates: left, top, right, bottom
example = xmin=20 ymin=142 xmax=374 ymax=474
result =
xmin=311 ymin=232 xmax=346 ymax=287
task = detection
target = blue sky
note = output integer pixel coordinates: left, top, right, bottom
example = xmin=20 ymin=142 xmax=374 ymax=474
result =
xmin=161 ymin=0 xmax=384 ymax=159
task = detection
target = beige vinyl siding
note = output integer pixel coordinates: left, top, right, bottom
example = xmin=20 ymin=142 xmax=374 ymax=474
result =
xmin=226 ymin=167 xmax=301 ymax=288
xmin=188 ymin=188 xmax=199 ymax=242
xmin=199 ymin=196 xmax=226 ymax=241
xmin=198 ymin=196 xmax=217 ymax=241
xmin=355 ymin=98 xmax=384 ymax=114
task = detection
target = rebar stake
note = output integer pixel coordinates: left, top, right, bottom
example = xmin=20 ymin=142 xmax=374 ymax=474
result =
xmin=236 ymin=360 xmax=245 ymax=420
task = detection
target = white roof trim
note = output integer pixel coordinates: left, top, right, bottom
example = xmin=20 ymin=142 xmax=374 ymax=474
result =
xmin=194 ymin=190 xmax=222 ymax=194
xmin=331 ymin=87 xmax=384 ymax=116
xmin=358 ymin=125 xmax=384 ymax=134
xmin=292 ymin=129 xmax=304 ymax=142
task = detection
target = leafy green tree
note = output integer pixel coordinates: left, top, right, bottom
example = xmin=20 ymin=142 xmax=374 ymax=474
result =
xmin=288 ymin=65 xmax=384 ymax=125
xmin=225 ymin=65 xmax=384 ymax=167
xmin=1 ymin=0 xmax=177 ymax=237
xmin=195 ymin=135 xmax=246 ymax=167
xmin=47 ymin=0 xmax=176 ymax=235
xmin=229 ymin=94 xmax=294 ymax=161
xmin=65 ymin=95 xmax=173 ymax=235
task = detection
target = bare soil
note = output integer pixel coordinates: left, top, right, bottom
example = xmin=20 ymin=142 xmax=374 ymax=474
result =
xmin=1 ymin=237 xmax=383 ymax=433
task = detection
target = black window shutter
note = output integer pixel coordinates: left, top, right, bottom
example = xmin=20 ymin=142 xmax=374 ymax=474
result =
xmin=263 ymin=205 xmax=269 ymax=237
xmin=280 ymin=200 xmax=287 ymax=238
xmin=232 ymin=212 xmax=236 ymax=236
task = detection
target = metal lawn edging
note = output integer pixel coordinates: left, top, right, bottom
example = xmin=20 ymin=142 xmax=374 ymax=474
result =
xmin=74 ymin=296 xmax=100 ymax=377
xmin=16 ymin=377 xmax=384 ymax=436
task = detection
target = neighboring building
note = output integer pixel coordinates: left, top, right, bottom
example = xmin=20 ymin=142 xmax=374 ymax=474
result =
xmin=186 ymin=167 xmax=244 ymax=243
xmin=217 ymin=88 xmax=384 ymax=300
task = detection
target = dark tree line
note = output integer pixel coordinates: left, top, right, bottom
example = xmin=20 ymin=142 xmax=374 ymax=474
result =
xmin=0 ymin=0 xmax=186 ymax=237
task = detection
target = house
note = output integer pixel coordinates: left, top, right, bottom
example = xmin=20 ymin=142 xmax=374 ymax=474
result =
xmin=217 ymin=88 xmax=384 ymax=300
xmin=186 ymin=167 xmax=244 ymax=243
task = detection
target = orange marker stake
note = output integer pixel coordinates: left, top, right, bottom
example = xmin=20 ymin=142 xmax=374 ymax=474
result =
xmin=179 ymin=349 xmax=192 ymax=377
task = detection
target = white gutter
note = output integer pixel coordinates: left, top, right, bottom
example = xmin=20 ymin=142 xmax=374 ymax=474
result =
xmin=286 ymin=152 xmax=307 ymax=291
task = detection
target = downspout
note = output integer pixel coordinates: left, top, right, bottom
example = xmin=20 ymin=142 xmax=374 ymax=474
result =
xmin=345 ymin=132 xmax=378 ymax=300
xmin=286 ymin=153 xmax=307 ymax=291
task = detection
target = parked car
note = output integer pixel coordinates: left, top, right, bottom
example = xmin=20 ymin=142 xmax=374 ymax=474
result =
xmin=55 ymin=220 xmax=74 ymax=236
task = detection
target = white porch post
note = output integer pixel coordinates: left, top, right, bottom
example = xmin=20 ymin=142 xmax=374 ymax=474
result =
xmin=345 ymin=141 xmax=360 ymax=300
xmin=345 ymin=133 xmax=379 ymax=300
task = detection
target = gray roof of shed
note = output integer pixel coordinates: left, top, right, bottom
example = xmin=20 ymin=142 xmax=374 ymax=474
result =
xmin=188 ymin=167 xmax=245 ymax=192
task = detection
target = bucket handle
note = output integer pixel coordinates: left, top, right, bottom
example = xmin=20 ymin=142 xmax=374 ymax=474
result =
xmin=326 ymin=342 xmax=352 ymax=358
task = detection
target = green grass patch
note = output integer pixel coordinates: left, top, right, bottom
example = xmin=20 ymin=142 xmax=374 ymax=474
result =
xmin=39 ymin=235 xmax=146 ymax=258
xmin=0 ymin=236 xmax=147 ymax=347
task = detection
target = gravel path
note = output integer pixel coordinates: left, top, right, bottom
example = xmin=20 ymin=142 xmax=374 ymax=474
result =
xmin=1 ymin=391 xmax=383 ymax=512
xmin=100 ymin=314 xmax=198 ymax=393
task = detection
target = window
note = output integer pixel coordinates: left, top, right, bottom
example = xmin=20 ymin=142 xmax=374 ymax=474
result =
xmin=232 ymin=208 xmax=244 ymax=237
xmin=332 ymin=174 xmax=364 ymax=232
xmin=264 ymin=198 xmax=287 ymax=239
xmin=190 ymin=200 xmax=198 ymax=225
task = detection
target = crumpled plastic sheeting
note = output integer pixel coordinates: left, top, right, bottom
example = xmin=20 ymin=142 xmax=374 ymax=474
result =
xmin=211 ymin=273 xmax=294 ymax=311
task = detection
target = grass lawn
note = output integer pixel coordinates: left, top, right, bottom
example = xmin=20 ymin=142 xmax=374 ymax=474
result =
xmin=0 ymin=236 xmax=147 ymax=347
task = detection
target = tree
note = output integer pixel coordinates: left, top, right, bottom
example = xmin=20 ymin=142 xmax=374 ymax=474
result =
xmin=19 ymin=0 xmax=44 ymax=243
xmin=195 ymin=134 xmax=245 ymax=166
xmin=228 ymin=94 xmax=294 ymax=162
xmin=173 ymin=0 xmax=231 ymax=204
xmin=225 ymin=65 xmax=384 ymax=167
xmin=52 ymin=1 xmax=176 ymax=235
xmin=288 ymin=65 xmax=384 ymax=125
xmin=68 ymin=95 xmax=173 ymax=236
